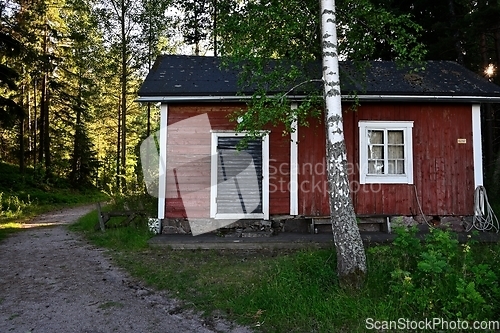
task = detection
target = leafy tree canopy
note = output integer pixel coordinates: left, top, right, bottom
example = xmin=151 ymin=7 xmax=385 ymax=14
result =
xmin=216 ymin=0 xmax=426 ymax=134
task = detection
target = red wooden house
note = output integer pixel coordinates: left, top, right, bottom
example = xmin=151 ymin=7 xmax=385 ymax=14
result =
xmin=138 ymin=55 xmax=500 ymax=234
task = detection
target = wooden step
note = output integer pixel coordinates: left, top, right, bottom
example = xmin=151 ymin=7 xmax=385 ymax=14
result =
xmin=306 ymin=215 xmax=391 ymax=233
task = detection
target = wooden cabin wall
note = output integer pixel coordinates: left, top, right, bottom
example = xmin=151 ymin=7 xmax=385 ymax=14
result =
xmin=164 ymin=103 xmax=290 ymax=219
xmin=298 ymin=103 xmax=475 ymax=216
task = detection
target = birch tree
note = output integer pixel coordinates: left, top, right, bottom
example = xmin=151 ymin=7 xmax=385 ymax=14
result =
xmin=320 ymin=0 xmax=365 ymax=288
xmin=216 ymin=0 xmax=425 ymax=288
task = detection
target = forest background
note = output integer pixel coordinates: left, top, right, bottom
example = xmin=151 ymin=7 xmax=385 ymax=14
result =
xmin=1 ymin=0 xmax=500 ymax=199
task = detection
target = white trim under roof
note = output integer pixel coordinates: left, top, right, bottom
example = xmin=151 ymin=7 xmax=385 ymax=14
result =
xmin=350 ymin=94 xmax=500 ymax=103
xmin=137 ymin=94 xmax=500 ymax=103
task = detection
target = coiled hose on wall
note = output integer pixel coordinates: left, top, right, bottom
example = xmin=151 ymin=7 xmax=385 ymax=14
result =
xmin=466 ymin=186 xmax=499 ymax=233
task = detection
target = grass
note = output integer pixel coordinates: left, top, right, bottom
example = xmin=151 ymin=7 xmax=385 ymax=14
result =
xmin=71 ymin=207 xmax=500 ymax=333
xmin=0 ymin=221 xmax=25 ymax=242
xmin=69 ymin=208 xmax=153 ymax=250
xmin=0 ymin=160 xmax=108 ymax=240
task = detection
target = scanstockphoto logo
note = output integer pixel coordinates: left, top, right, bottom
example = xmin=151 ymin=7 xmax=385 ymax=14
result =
xmin=140 ymin=113 xmax=262 ymax=236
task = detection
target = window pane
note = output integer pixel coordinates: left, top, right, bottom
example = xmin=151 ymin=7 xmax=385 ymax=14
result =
xmin=387 ymin=160 xmax=405 ymax=174
xmin=368 ymin=160 xmax=384 ymax=174
xmin=388 ymin=145 xmax=404 ymax=159
xmin=396 ymin=160 xmax=405 ymax=174
xmin=388 ymin=130 xmax=404 ymax=144
xmin=368 ymin=130 xmax=384 ymax=144
xmin=368 ymin=145 xmax=384 ymax=159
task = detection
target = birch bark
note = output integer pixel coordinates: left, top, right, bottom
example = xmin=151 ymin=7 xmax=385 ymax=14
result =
xmin=320 ymin=0 xmax=366 ymax=288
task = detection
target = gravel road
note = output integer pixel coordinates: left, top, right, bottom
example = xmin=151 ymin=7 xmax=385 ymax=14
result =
xmin=0 ymin=205 xmax=252 ymax=333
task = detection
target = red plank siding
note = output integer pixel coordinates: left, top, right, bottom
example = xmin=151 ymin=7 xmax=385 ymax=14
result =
xmin=164 ymin=102 xmax=474 ymax=219
xmin=299 ymin=103 xmax=474 ymax=216
xmin=269 ymin=129 xmax=290 ymax=215
xmin=164 ymin=104 xmax=290 ymax=219
xmin=297 ymin=117 xmax=330 ymax=216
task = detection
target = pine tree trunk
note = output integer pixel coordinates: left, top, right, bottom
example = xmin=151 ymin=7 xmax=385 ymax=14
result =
xmin=120 ymin=0 xmax=127 ymax=190
xmin=39 ymin=73 xmax=46 ymax=166
xmin=33 ymin=79 xmax=37 ymax=167
xmin=19 ymin=83 xmax=25 ymax=174
xmin=448 ymin=0 xmax=464 ymax=65
xmin=116 ymin=98 xmax=122 ymax=190
xmin=320 ymin=0 xmax=366 ymax=289
xmin=43 ymin=86 xmax=51 ymax=174
xmin=71 ymin=94 xmax=83 ymax=186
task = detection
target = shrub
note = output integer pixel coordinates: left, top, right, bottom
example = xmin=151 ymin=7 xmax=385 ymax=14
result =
xmin=389 ymin=227 xmax=500 ymax=321
xmin=0 ymin=192 xmax=32 ymax=218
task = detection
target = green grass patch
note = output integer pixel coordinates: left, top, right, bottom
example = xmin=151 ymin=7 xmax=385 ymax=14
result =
xmin=0 ymin=161 xmax=107 ymax=223
xmin=0 ymin=221 xmax=24 ymax=242
xmin=72 ymin=208 xmax=500 ymax=333
xmin=69 ymin=207 xmax=153 ymax=251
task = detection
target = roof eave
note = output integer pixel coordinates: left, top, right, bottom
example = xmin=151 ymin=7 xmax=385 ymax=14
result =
xmin=136 ymin=95 xmax=309 ymax=103
xmin=136 ymin=94 xmax=500 ymax=104
xmin=350 ymin=94 xmax=500 ymax=103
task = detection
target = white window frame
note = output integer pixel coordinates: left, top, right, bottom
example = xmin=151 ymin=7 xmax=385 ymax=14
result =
xmin=359 ymin=121 xmax=414 ymax=184
xmin=210 ymin=131 xmax=269 ymax=220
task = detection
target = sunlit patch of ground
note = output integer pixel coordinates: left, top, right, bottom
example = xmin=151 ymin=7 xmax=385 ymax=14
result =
xmin=2 ymin=206 xmax=95 ymax=230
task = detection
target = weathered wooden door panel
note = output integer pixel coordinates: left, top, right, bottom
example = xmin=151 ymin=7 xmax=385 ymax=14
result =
xmin=215 ymin=136 xmax=263 ymax=216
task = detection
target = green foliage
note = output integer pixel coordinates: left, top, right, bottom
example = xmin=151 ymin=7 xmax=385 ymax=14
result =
xmin=0 ymin=0 xmax=171 ymax=192
xmin=389 ymin=227 xmax=500 ymax=320
xmin=0 ymin=192 xmax=31 ymax=218
xmin=70 ymin=194 xmax=155 ymax=250
xmin=0 ymin=28 xmax=24 ymax=128
xmin=231 ymin=92 xmax=323 ymax=139
xmin=218 ymin=0 xmax=426 ymax=135
xmin=73 ymin=214 xmax=500 ymax=333
xmin=70 ymin=209 xmax=153 ymax=250
xmin=0 ymin=161 xmax=107 ymax=221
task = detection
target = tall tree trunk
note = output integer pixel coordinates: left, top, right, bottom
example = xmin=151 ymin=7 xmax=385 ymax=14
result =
xmin=33 ymin=79 xmax=37 ymax=167
xmin=71 ymin=83 xmax=83 ymax=186
xmin=39 ymin=24 xmax=51 ymax=175
xmin=43 ymin=83 xmax=51 ymax=174
xmin=38 ymin=73 xmax=48 ymax=167
xmin=495 ymin=29 xmax=500 ymax=85
xmin=213 ymin=0 xmax=217 ymax=56
xmin=320 ymin=0 xmax=366 ymax=289
xmin=116 ymin=98 xmax=122 ymax=190
xmin=147 ymin=2 xmax=152 ymax=137
xmin=20 ymin=116 xmax=25 ymax=173
xmin=448 ymin=0 xmax=464 ymax=64
xmin=120 ymin=0 xmax=127 ymax=190
xmin=39 ymin=73 xmax=46 ymax=165
xmin=19 ymin=85 xmax=25 ymax=174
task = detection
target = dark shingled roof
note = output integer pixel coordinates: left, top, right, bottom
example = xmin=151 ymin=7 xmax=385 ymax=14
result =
xmin=138 ymin=55 xmax=500 ymax=102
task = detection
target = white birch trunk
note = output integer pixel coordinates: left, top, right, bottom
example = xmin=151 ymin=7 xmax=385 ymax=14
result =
xmin=320 ymin=0 xmax=366 ymax=288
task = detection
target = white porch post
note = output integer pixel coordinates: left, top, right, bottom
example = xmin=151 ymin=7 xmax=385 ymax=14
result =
xmin=158 ymin=103 xmax=169 ymax=220
xmin=472 ymin=104 xmax=483 ymax=188
xmin=290 ymin=103 xmax=298 ymax=216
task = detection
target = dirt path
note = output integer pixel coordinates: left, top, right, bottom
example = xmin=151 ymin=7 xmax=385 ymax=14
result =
xmin=0 ymin=205 xmax=252 ymax=333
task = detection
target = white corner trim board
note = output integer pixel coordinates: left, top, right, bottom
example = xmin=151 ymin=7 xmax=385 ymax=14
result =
xmin=472 ymin=104 xmax=484 ymax=188
xmin=157 ymin=103 xmax=169 ymax=219
xmin=290 ymin=103 xmax=299 ymax=216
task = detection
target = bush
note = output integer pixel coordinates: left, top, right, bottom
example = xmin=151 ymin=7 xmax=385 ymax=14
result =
xmin=389 ymin=227 xmax=500 ymax=320
xmin=0 ymin=192 xmax=32 ymax=218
